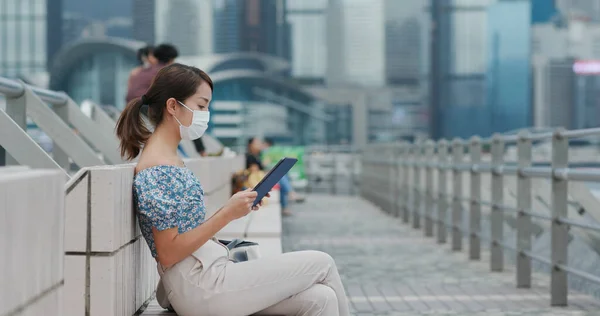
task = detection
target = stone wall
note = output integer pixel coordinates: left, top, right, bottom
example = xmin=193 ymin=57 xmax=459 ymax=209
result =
xmin=0 ymin=167 xmax=65 ymax=316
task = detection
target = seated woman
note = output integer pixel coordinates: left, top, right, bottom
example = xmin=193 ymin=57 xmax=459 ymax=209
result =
xmin=115 ymin=63 xmax=349 ymax=316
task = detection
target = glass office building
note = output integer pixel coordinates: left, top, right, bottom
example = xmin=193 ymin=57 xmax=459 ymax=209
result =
xmin=208 ymin=74 xmax=326 ymax=147
xmin=50 ymin=42 xmax=327 ymax=146
xmin=49 ymin=38 xmax=141 ymax=109
xmin=429 ymin=0 xmax=532 ymax=138
xmin=213 ymin=0 xmax=290 ymax=61
xmin=286 ymin=0 xmax=327 ymax=81
xmin=0 ymin=0 xmax=48 ymax=78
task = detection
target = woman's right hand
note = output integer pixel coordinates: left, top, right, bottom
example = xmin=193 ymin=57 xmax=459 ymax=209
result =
xmin=222 ymin=189 xmax=258 ymax=221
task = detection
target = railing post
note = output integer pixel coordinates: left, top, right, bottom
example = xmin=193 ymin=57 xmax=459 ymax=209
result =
xmin=491 ymin=133 xmax=505 ymax=272
xmin=359 ymin=150 xmax=367 ymax=198
xmin=394 ymin=144 xmax=403 ymax=217
xmin=390 ymin=144 xmax=398 ymax=216
xmin=517 ymin=131 xmax=532 ymax=288
xmin=469 ymin=136 xmax=482 ymax=260
xmin=51 ymin=100 xmax=73 ymax=169
xmin=425 ymin=140 xmax=435 ymax=237
xmin=402 ymin=144 xmax=411 ymax=223
xmin=4 ymin=89 xmax=27 ymax=165
xmin=351 ymin=148 xmax=357 ymax=196
xmin=551 ymin=128 xmax=568 ymax=306
xmin=452 ymin=139 xmax=464 ymax=251
xmin=413 ymin=142 xmax=422 ymax=229
xmin=437 ymin=139 xmax=448 ymax=244
xmin=332 ymin=151 xmax=338 ymax=195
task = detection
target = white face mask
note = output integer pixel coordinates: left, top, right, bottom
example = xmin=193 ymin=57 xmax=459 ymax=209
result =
xmin=173 ymin=100 xmax=210 ymax=140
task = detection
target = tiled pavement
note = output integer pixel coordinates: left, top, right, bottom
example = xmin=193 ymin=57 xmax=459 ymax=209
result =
xmin=282 ymin=194 xmax=600 ymax=316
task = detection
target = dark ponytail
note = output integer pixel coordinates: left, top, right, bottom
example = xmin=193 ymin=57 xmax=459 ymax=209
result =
xmin=115 ymin=97 xmax=150 ymax=160
xmin=115 ymin=63 xmax=213 ymax=161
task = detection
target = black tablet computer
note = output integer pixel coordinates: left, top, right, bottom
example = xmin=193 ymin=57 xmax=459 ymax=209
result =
xmin=252 ymin=157 xmax=298 ymax=207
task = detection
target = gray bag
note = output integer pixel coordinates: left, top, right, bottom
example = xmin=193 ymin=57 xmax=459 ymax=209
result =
xmin=156 ymin=239 xmax=261 ymax=312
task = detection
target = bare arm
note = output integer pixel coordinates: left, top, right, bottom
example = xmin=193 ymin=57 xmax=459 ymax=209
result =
xmin=153 ymin=207 xmax=233 ymax=268
xmin=152 ymin=189 xmax=260 ymax=268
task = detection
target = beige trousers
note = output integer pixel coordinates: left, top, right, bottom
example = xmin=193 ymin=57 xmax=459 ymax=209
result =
xmin=157 ymin=239 xmax=350 ymax=316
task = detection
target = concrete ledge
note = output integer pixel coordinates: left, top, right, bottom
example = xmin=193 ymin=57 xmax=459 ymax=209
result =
xmin=215 ymin=216 xmax=250 ymax=239
xmin=63 ymin=164 xmax=157 ymax=316
xmin=64 ymin=239 xmax=158 ymax=316
xmin=0 ymin=165 xmax=30 ymax=174
xmin=0 ymin=169 xmax=65 ymax=316
xmin=65 ymin=169 xmax=89 ymax=251
xmin=89 ymin=240 xmax=158 ymax=315
xmin=245 ymin=203 xmax=282 ymax=238
xmin=204 ymin=184 xmax=232 ymax=216
xmin=185 ymin=156 xmax=244 ymax=195
xmin=89 ymin=165 xmax=138 ymax=253
xmin=245 ymin=190 xmax=282 ymax=238
xmin=61 ymin=156 xmax=245 ymax=316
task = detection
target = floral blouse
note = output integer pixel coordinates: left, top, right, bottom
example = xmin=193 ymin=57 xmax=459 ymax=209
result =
xmin=133 ymin=165 xmax=206 ymax=258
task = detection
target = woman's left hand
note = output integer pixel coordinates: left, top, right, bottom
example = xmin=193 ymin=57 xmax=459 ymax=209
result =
xmin=251 ymin=192 xmax=271 ymax=211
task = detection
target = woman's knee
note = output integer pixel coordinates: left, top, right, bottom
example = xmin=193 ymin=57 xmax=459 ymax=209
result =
xmin=305 ymin=284 xmax=338 ymax=312
xmin=307 ymin=250 xmax=336 ymax=267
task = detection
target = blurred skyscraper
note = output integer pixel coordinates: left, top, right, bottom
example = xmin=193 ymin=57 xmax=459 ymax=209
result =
xmin=132 ymin=0 xmax=155 ymax=44
xmin=213 ymin=0 xmax=242 ymax=53
xmin=62 ymin=12 xmax=90 ymax=45
xmin=531 ymin=0 xmax=558 ymax=24
xmin=61 ymin=0 xmax=133 ymax=44
xmin=155 ymin=0 xmax=213 ymax=56
xmin=532 ymin=15 xmax=600 ymax=129
xmin=0 ymin=0 xmax=53 ymax=79
xmin=556 ymin=0 xmax=600 ymax=21
xmin=428 ymin=0 xmax=533 ymax=139
xmin=384 ymin=0 xmax=422 ymax=86
xmin=47 ymin=0 xmax=63 ymax=69
xmin=286 ymin=0 xmax=327 ymax=82
xmin=326 ymin=0 xmax=385 ymax=87
xmin=308 ymin=0 xmax=429 ymax=145
xmin=214 ymin=0 xmax=290 ymax=60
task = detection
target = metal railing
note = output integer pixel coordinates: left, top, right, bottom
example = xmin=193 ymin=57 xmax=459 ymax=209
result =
xmin=361 ymin=128 xmax=600 ymax=307
xmin=0 ymin=76 xmax=201 ymax=176
xmin=304 ymin=145 xmax=361 ymax=195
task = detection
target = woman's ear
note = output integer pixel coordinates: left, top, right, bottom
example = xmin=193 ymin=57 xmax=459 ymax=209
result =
xmin=165 ymin=98 xmax=178 ymax=116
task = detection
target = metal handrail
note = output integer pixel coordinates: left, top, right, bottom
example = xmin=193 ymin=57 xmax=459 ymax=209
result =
xmin=360 ymin=127 xmax=600 ymax=307
xmin=0 ymin=77 xmax=68 ymax=105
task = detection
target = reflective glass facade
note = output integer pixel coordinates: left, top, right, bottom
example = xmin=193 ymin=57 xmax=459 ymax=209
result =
xmin=0 ymin=0 xmax=47 ymax=77
xmin=324 ymin=103 xmax=352 ymax=145
xmin=210 ymin=78 xmax=323 ymax=147
xmin=213 ymin=0 xmax=290 ymax=60
xmin=286 ymin=0 xmax=326 ymax=80
xmin=155 ymin=0 xmax=213 ymax=55
xmin=429 ymin=0 xmax=533 ymax=138
xmin=64 ymin=52 xmax=137 ymax=109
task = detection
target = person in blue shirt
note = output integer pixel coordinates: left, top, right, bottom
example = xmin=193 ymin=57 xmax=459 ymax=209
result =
xmin=115 ymin=63 xmax=349 ymax=316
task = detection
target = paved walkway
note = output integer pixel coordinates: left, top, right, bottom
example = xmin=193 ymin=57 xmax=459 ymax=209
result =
xmin=283 ymin=194 xmax=600 ymax=316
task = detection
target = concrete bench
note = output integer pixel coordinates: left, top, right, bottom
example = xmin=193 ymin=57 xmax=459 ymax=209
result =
xmin=0 ymin=167 xmax=65 ymax=316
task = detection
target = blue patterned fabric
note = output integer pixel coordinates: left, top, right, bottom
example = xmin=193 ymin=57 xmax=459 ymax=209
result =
xmin=133 ymin=165 xmax=206 ymax=257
